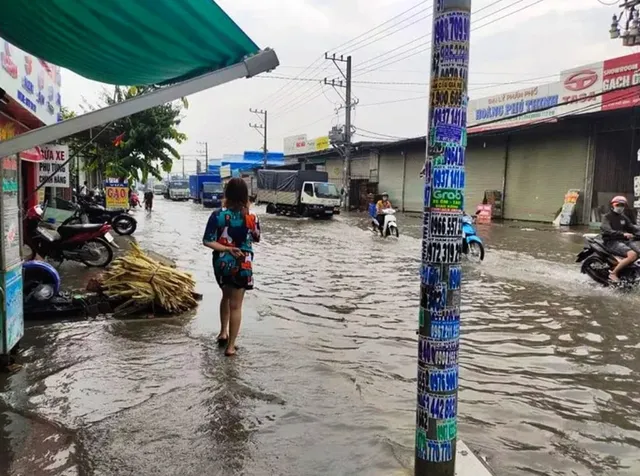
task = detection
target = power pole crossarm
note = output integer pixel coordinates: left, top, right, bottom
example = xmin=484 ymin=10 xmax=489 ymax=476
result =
xmin=416 ymin=1 xmax=471 ymax=475
xmin=249 ymin=108 xmax=268 ymax=168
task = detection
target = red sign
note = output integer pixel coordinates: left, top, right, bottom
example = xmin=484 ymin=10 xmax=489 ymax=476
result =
xmin=564 ymin=70 xmax=598 ymax=91
xmin=601 ymin=52 xmax=640 ymax=111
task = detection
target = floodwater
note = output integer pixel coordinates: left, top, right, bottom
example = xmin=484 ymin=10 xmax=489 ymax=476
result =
xmin=1 ymin=198 xmax=640 ymax=476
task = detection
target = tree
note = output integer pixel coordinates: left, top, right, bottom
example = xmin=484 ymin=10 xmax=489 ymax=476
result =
xmin=67 ymin=86 xmax=187 ymax=183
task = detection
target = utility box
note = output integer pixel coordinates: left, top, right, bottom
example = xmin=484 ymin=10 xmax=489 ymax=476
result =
xmin=1 ymin=155 xmax=24 ymax=354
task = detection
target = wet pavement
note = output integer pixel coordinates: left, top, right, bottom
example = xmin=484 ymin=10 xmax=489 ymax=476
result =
xmin=2 ymin=198 xmax=640 ymax=475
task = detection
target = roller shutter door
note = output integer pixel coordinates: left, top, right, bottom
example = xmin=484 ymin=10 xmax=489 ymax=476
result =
xmin=350 ymin=156 xmax=370 ymax=180
xmin=378 ymin=151 xmax=404 ymax=207
xmin=403 ymin=152 xmax=426 ymax=212
xmin=325 ymin=158 xmax=343 ymax=185
xmin=464 ymin=137 xmax=506 ymax=213
xmin=504 ymin=127 xmax=588 ymax=222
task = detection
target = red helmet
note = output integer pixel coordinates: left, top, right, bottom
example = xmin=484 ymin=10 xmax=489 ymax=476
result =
xmin=611 ymin=196 xmax=628 ymax=206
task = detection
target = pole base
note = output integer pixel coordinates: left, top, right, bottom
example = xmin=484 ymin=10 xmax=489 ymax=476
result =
xmin=397 ymin=440 xmax=495 ymax=476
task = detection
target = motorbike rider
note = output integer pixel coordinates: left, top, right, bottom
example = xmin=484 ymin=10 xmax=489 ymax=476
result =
xmin=368 ymin=194 xmax=379 ymax=230
xmin=601 ymin=196 xmax=640 ymax=282
xmin=376 ymin=192 xmax=392 ymax=236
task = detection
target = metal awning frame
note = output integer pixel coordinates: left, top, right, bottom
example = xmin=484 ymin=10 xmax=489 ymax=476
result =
xmin=0 ymin=49 xmax=279 ymax=158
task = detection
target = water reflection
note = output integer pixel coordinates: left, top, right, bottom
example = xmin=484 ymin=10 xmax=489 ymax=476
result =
xmin=0 ymin=200 xmax=639 ymax=475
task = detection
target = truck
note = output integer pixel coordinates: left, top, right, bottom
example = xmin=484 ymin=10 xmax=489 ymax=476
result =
xmin=165 ymin=179 xmax=190 ymax=201
xmin=189 ymin=174 xmax=223 ymax=207
xmin=256 ymin=169 xmax=341 ymax=218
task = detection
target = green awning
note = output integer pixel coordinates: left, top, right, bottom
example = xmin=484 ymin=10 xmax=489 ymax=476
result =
xmin=0 ymin=0 xmax=260 ymax=86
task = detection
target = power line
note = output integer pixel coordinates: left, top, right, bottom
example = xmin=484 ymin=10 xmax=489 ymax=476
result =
xmin=259 ymin=1 xmax=432 ymax=111
xmin=356 ymin=0 xmax=545 ymax=77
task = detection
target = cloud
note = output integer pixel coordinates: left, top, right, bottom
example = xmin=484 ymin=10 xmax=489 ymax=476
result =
xmin=59 ymin=0 xmax=634 ymax=173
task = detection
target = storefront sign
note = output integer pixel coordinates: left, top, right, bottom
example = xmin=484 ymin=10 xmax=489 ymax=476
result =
xmin=0 ymin=38 xmax=62 ymax=125
xmin=1 ymin=263 xmax=23 ymax=353
xmin=105 ymin=181 xmax=129 ymax=210
xmin=2 ymin=155 xmax=20 ymax=269
xmin=283 ymin=133 xmax=330 ymax=155
xmin=37 ymin=144 xmax=69 ymax=188
xmin=467 ymin=83 xmax=561 ymax=132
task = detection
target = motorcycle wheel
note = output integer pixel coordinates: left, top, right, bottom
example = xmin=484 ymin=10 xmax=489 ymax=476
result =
xmin=392 ymin=226 xmax=399 ymax=238
xmin=468 ymin=241 xmax=485 ymax=262
xmin=112 ymin=215 xmax=137 ymax=235
xmin=79 ymin=238 xmax=113 ymax=267
xmin=581 ymin=255 xmax=610 ymax=285
xmin=61 ymin=216 xmax=83 ymax=227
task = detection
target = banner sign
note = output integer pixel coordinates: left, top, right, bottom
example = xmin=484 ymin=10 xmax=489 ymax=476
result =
xmin=467 ymin=83 xmax=560 ymax=132
xmin=105 ymin=178 xmax=128 ymax=210
xmin=1 ymin=263 xmax=24 ymax=353
xmin=0 ymin=37 xmax=63 ymax=125
xmin=37 ymin=144 xmax=69 ymax=188
xmin=283 ymin=134 xmax=330 ymax=155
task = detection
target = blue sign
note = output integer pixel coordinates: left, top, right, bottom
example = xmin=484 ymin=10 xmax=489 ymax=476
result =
xmin=3 ymin=264 xmax=24 ymax=353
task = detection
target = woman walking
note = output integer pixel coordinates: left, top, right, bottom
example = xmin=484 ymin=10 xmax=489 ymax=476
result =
xmin=202 ymin=178 xmax=260 ymax=356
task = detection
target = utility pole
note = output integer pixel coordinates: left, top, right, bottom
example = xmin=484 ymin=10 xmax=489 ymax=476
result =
xmin=249 ymin=108 xmax=268 ymax=168
xmin=324 ymin=54 xmax=353 ymax=210
xmin=182 ymin=155 xmax=185 ymax=179
xmin=197 ymin=141 xmax=209 ymax=172
xmin=416 ymin=1 xmax=470 ymax=475
xmin=610 ymin=1 xmax=640 ymax=45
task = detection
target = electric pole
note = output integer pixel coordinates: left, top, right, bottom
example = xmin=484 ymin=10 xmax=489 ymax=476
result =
xmin=197 ymin=141 xmax=209 ymax=171
xmin=249 ymin=108 xmax=268 ymax=168
xmin=416 ymin=1 xmax=470 ymax=475
xmin=324 ymin=54 xmax=353 ymax=210
xmin=182 ymin=155 xmax=185 ymax=179
xmin=610 ymin=1 xmax=640 ymax=46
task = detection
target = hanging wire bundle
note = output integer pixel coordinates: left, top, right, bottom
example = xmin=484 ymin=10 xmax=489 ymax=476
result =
xmin=99 ymin=242 xmax=198 ymax=315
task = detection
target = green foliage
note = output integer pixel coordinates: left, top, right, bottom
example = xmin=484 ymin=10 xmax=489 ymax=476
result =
xmin=67 ymin=85 xmax=187 ymax=183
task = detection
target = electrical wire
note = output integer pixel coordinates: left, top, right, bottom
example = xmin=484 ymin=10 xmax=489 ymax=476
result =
xmin=355 ymin=0 xmax=545 ymax=77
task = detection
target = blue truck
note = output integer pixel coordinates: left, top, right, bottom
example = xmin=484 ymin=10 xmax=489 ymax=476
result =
xmin=189 ymin=174 xmax=223 ymax=207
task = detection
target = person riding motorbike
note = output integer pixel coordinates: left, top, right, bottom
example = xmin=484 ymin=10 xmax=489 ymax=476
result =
xmin=368 ymin=194 xmax=379 ymax=231
xmin=376 ymin=192 xmax=392 ymax=236
xmin=601 ymin=196 xmax=640 ymax=282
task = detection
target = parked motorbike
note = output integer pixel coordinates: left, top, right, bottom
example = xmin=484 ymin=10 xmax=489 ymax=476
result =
xmin=576 ymin=233 xmax=640 ymax=286
xmin=379 ymin=208 xmax=399 ymax=238
xmin=66 ymin=197 xmax=137 ymax=235
xmin=462 ymin=214 xmax=485 ymax=261
xmin=25 ymin=204 xmax=115 ymax=267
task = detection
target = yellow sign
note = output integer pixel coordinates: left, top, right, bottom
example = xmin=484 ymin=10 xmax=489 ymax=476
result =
xmin=105 ymin=186 xmax=128 ymax=209
xmin=314 ymin=136 xmax=329 ymax=151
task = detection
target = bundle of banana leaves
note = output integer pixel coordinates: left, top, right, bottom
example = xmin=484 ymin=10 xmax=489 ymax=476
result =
xmin=99 ymin=242 xmax=198 ymax=316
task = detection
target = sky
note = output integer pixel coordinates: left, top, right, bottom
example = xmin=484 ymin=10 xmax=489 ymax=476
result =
xmin=59 ymin=0 xmax=636 ymax=175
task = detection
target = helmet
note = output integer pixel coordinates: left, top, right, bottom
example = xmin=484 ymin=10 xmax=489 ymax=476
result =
xmin=382 ymin=191 xmax=389 ymax=197
xmin=611 ymin=196 xmax=628 ymax=206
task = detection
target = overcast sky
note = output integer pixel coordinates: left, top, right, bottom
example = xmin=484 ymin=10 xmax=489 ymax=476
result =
xmin=60 ymin=0 xmax=635 ymax=174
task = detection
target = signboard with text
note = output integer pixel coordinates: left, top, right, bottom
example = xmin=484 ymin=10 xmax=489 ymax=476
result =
xmin=283 ymin=134 xmax=331 ymax=155
xmin=104 ymin=178 xmax=128 ymax=210
xmin=1 ymin=263 xmax=23 ymax=354
xmin=467 ymin=83 xmax=561 ymax=132
xmin=0 ymin=37 xmax=62 ymax=125
xmin=37 ymin=144 xmax=69 ymax=188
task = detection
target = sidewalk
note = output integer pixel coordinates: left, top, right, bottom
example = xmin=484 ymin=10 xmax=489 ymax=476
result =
xmin=56 ymin=234 xmax=135 ymax=291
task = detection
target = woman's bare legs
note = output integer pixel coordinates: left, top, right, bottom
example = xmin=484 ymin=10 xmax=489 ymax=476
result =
xmin=217 ymin=288 xmax=231 ymax=343
xmin=225 ymin=287 xmax=246 ymax=356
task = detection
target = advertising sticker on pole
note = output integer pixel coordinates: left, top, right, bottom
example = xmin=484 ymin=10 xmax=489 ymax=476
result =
xmin=105 ymin=178 xmax=129 ymax=210
xmin=37 ymin=144 xmax=70 ymax=188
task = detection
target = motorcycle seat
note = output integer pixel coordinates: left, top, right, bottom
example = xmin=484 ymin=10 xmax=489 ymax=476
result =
xmin=58 ymin=223 xmax=104 ymax=234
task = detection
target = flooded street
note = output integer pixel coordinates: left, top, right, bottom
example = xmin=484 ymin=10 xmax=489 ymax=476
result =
xmin=2 ymin=198 xmax=640 ymax=476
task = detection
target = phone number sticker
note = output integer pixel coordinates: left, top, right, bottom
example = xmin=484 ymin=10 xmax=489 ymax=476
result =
xmin=418 ymin=336 xmax=459 ymax=366
xmin=418 ymin=366 xmax=459 ymax=393
xmin=416 ymin=432 xmax=455 ymax=463
xmin=429 ymin=212 xmax=462 ymax=237
xmin=418 ymin=393 xmax=457 ymax=420
xmin=423 ymin=238 xmax=462 ymax=264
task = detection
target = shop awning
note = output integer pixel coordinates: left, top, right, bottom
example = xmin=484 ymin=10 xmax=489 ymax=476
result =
xmin=19 ymin=147 xmax=42 ymax=162
xmin=0 ymin=0 xmax=261 ymax=86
